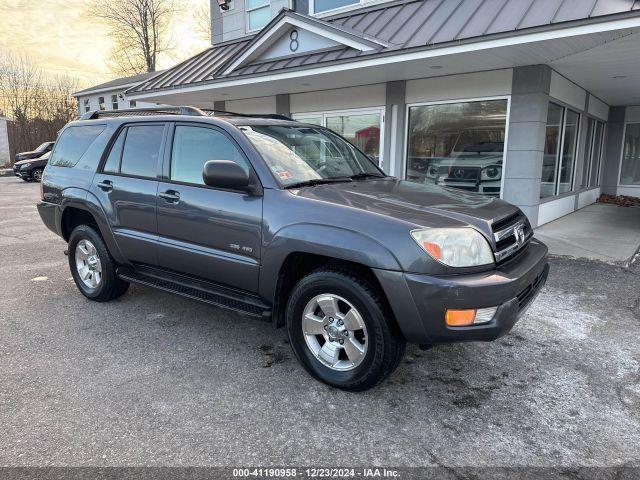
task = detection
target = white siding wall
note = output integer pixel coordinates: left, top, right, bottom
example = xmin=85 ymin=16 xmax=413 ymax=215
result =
xmin=405 ymin=69 xmax=512 ymax=104
xmin=290 ymin=84 xmax=386 ymax=113
xmin=77 ymin=90 xmax=165 ymax=114
xmin=226 ymin=96 xmax=278 ymax=113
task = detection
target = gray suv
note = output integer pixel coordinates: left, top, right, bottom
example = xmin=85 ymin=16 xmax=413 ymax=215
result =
xmin=37 ymin=107 xmax=549 ymax=391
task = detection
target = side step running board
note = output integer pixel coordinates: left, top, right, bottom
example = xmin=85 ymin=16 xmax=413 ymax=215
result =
xmin=116 ymin=265 xmax=271 ymax=319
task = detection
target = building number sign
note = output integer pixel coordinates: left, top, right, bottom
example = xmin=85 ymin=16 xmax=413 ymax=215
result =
xmin=290 ymin=30 xmax=299 ymax=52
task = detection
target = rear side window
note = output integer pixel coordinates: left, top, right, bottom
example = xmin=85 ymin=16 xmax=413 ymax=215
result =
xmin=49 ymin=125 xmax=106 ymax=167
xmin=170 ymin=125 xmax=248 ymax=185
xmin=103 ymin=129 xmax=126 ymax=173
xmin=119 ymin=125 xmax=164 ymax=178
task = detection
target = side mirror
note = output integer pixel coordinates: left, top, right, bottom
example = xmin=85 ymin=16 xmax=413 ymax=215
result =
xmin=203 ymin=160 xmax=253 ymax=192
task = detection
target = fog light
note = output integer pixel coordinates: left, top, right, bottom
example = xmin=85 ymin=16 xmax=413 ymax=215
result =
xmin=446 ymin=307 xmax=498 ymax=326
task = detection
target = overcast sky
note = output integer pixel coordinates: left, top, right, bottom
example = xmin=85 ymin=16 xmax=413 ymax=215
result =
xmin=0 ymin=0 xmax=211 ymax=87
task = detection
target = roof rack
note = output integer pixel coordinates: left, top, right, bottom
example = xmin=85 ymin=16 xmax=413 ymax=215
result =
xmin=79 ymin=106 xmax=206 ymax=120
xmin=79 ymin=106 xmax=294 ymax=122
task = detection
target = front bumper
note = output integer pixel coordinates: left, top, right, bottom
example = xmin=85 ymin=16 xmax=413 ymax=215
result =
xmin=374 ymin=239 xmax=549 ymax=344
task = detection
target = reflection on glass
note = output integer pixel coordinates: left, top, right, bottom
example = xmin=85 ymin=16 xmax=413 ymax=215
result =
xmin=314 ymin=0 xmax=359 ymax=13
xmin=406 ymin=99 xmax=507 ymax=197
xmin=248 ymin=5 xmax=270 ymax=30
xmin=541 ymin=103 xmax=563 ymax=198
xmin=620 ymin=123 xmax=640 ymax=185
xmin=326 ymin=113 xmax=381 ymax=164
xmin=582 ymin=118 xmax=605 ymax=188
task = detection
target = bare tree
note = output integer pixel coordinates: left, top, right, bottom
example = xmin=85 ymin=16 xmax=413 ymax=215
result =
xmin=0 ymin=53 xmax=79 ymax=162
xmin=193 ymin=0 xmax=213 ymax=43
xmin=89 ymin=0 xmax=177 ymax=76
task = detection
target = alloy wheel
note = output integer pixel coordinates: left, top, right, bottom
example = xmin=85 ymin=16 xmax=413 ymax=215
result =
xmin=75 ymin=239 xmax=102 ymax=289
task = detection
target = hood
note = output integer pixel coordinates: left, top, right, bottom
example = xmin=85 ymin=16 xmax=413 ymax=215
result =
xmin=15 ymin=153 xmax=49 ymax=166
xmin=292 ymin=178 xmax=519 ymax=231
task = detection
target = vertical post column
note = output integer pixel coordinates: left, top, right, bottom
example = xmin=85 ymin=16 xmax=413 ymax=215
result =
xmin=384 ymin=80 xmax=406 ymax=177
xmin=601 ymin=106 xmax=625 ymax=195
xmin=276 ymin=94 xmax=291 ymax=118
xmin=504 ymin=65 xmax=552 ymax=227
xmin=213 ymin=100 xmax=226 ymax=111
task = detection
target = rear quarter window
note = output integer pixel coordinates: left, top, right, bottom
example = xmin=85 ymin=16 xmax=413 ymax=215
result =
xmin=49 ymin=125 xmax=106 ymax=168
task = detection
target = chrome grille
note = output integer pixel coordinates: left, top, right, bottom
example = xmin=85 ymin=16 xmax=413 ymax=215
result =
xmin=492 ymin=212 xmax=532 ymax=263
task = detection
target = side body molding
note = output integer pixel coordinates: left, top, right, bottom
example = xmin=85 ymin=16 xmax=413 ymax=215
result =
xmin=259 ymin=223 xmax=403 ymax=302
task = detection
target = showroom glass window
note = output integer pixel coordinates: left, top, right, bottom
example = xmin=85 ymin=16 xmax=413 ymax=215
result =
xmin=620 ymin=123 xmax=640 ymax=186
xmin=581 ymin=118 xmax=605 ymax=188
xmin=541 ymin=103 xmax=580 ymax=198
xmin=405 ymin=99 xmax=508 ymax=197
xmin=293 ymin=110 xmax=383 ymax=166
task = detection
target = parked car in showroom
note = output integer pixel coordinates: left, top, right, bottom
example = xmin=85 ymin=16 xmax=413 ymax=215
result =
xmin=13 ymin=151 xmax=50 ymax=182
xmin=37 ymin=107 xmax=549 ymax=391
xmin=14 ymin=141 xmax=54 ymax=162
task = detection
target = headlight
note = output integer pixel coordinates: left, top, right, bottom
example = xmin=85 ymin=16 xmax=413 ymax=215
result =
xmin=481 ymin=165 xmax=501 ymax=181
xmin=411 ymin=227 xmax=494 ymax=267
xmin=21 ymin=162 xmax=31 ymax=169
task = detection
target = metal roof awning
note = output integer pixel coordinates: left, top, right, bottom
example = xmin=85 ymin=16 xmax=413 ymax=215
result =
xmin=126 ymin=0 xmax=640 ymax=107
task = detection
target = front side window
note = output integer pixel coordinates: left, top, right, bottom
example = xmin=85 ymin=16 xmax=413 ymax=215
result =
xmin=111 ymin=94 xmax=119 ymax=110
xmin=541 ymin=103 xmax=580 ymax=198
xmin=313 ymin=0 xmax=359 ymax=13
xmin=246 ymin=0 xmax=270 ymax=31
xmin=241 ymin=124 xmax=382 ymax=186
xmin=620 ymin=123 xmax=640 ymax=186
xmin=98 ymin=97 xmax=105 ymax=111
xmin=49 ymin=125 xmax=106 ymax=168
xmin=119 ymin=125 xmax=164 ymax=178
xmin=581 ymin=118 xmax=605 ymax=188
xmin=406 ymin=99 xmax=507 ymax=197
xmin=171 ymin=126 xmax=248 ymax=185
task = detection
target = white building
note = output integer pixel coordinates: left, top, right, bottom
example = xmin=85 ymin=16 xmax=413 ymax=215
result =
xmin=72 ymin=71 xmax=167 ymax=114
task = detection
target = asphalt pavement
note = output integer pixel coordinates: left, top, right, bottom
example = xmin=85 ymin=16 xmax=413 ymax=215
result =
xmin=0 ymin=176 xmax=638 ymax=468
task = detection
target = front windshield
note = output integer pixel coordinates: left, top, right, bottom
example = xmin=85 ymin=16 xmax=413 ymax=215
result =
xmin=35 ymin=142 xmax=50 ymax=152
xmin=239 ymin=124 xmax=383 ymax=186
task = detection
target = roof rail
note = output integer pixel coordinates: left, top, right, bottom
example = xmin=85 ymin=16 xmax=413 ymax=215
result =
xmin=79 ymin=106 xmax=206 ymax=120
xmin=206 ymin=109 xmax=293 ymax=121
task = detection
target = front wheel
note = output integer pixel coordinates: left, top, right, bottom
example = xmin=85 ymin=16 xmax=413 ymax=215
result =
xmin=31 ymin=168 xmax=43 ymax=182
xmin=286 ymin=269 xmax=405 ymax=391
xmin=68 ymin=224 xmax=129 ymax=302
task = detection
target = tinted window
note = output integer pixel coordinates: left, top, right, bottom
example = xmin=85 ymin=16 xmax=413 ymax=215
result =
xmin=49 ymin=125 xmax=106 ymax=168
xmin=120 ymin=125 xmax=164 ymax=178
xmin=171 ymin=126 xmax=248 ymax=185
xmin=103 ymin=128 xmax=126 ymax=173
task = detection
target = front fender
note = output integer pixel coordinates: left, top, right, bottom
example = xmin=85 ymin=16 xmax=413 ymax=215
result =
xmin=259 ymin=223 xmax=402 ymax=301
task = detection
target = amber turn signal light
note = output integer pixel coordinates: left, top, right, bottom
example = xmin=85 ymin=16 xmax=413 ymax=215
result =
xmin=445 ymin=309 xmax=476 ymax=326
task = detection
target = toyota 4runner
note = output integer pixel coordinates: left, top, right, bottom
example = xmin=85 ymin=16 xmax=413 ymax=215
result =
xmin=37 ymin=107 xmax=549 ymax=391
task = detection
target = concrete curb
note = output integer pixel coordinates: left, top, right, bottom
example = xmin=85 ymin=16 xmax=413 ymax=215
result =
xmin=0 ymin=168 xmax=13 ymax=177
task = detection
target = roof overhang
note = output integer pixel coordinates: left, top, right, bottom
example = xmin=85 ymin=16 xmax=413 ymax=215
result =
xmin=73 ymin=82 xmax=141 ymax=98
xmin=127 ymin=13 xmax=640 ymax=107
xmin=220 ymin=10 xmax=388 ymax=76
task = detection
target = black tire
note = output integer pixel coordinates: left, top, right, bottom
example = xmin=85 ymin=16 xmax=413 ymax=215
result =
xmin=21 ymin=177 xmax=31 ymax=182
xmin=286 ymin=269 xmax=406 ymax=391
xmin=68 ymin=224 xmax=129 ymax=302
xmin=31 ymin=168 xmax=43 ymax=182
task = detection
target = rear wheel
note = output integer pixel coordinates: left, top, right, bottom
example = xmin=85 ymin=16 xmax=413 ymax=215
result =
xmin=68 ymin=225 xmax=129 ymax=302
xmin=286 ymin=269 xmax=405 ymax=391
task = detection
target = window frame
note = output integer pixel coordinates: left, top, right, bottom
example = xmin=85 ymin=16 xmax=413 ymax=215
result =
xmin=402 ymin=95 xmax=512 ymax=199
xmin=83 ymin=98 xmax=90 ymax=113
xmin=291 ymin=106 xmax=386 ymax=168
xmin=582 ymin=116 xmax=606 ymax=189
xmin=618 ymin=121 xmax=640 ymax=187
xmin=98 ymin=122 xmax=169 ymax=181
xmin=246 ymin=0 xmax=270 ymax=33
xmin=111 ymin=94 xmax=119 ymax=110
xmin=310 ymin=0 xmax=393 ymax=16
xmin=98 ymin=96 xmax=105 ymax=111
xmin=163 ymin=122 xmax=260 ymax=195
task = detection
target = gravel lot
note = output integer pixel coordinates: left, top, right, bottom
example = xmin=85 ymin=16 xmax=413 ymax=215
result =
xmin=0 ymin=176 xmax=639 ymax=468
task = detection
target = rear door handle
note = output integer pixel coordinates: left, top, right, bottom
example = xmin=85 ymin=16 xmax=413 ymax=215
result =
xmin=97 ymin=180 xmax=113 ymax=191
xmin=159 ymin=190 xmax=180 ymax=203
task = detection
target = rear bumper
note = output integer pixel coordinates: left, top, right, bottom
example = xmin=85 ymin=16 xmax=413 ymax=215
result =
xmin=37 ymin=201 xmax=60 ymax=236
xmin=374 ymin=239 xmax=549 ymax=345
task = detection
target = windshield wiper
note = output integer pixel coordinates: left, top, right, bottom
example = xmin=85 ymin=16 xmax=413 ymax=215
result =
xmin=284 ymin=177 xmax=353 ymax=189
xmin=349 ymin=172 xmax=386 ymax=180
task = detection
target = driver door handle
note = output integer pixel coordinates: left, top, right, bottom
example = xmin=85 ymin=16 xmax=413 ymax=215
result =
xmin=97 ymin=180 xmax=113 ymax=191
xmin=159 ymin=190 xmax=180 ymax=203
